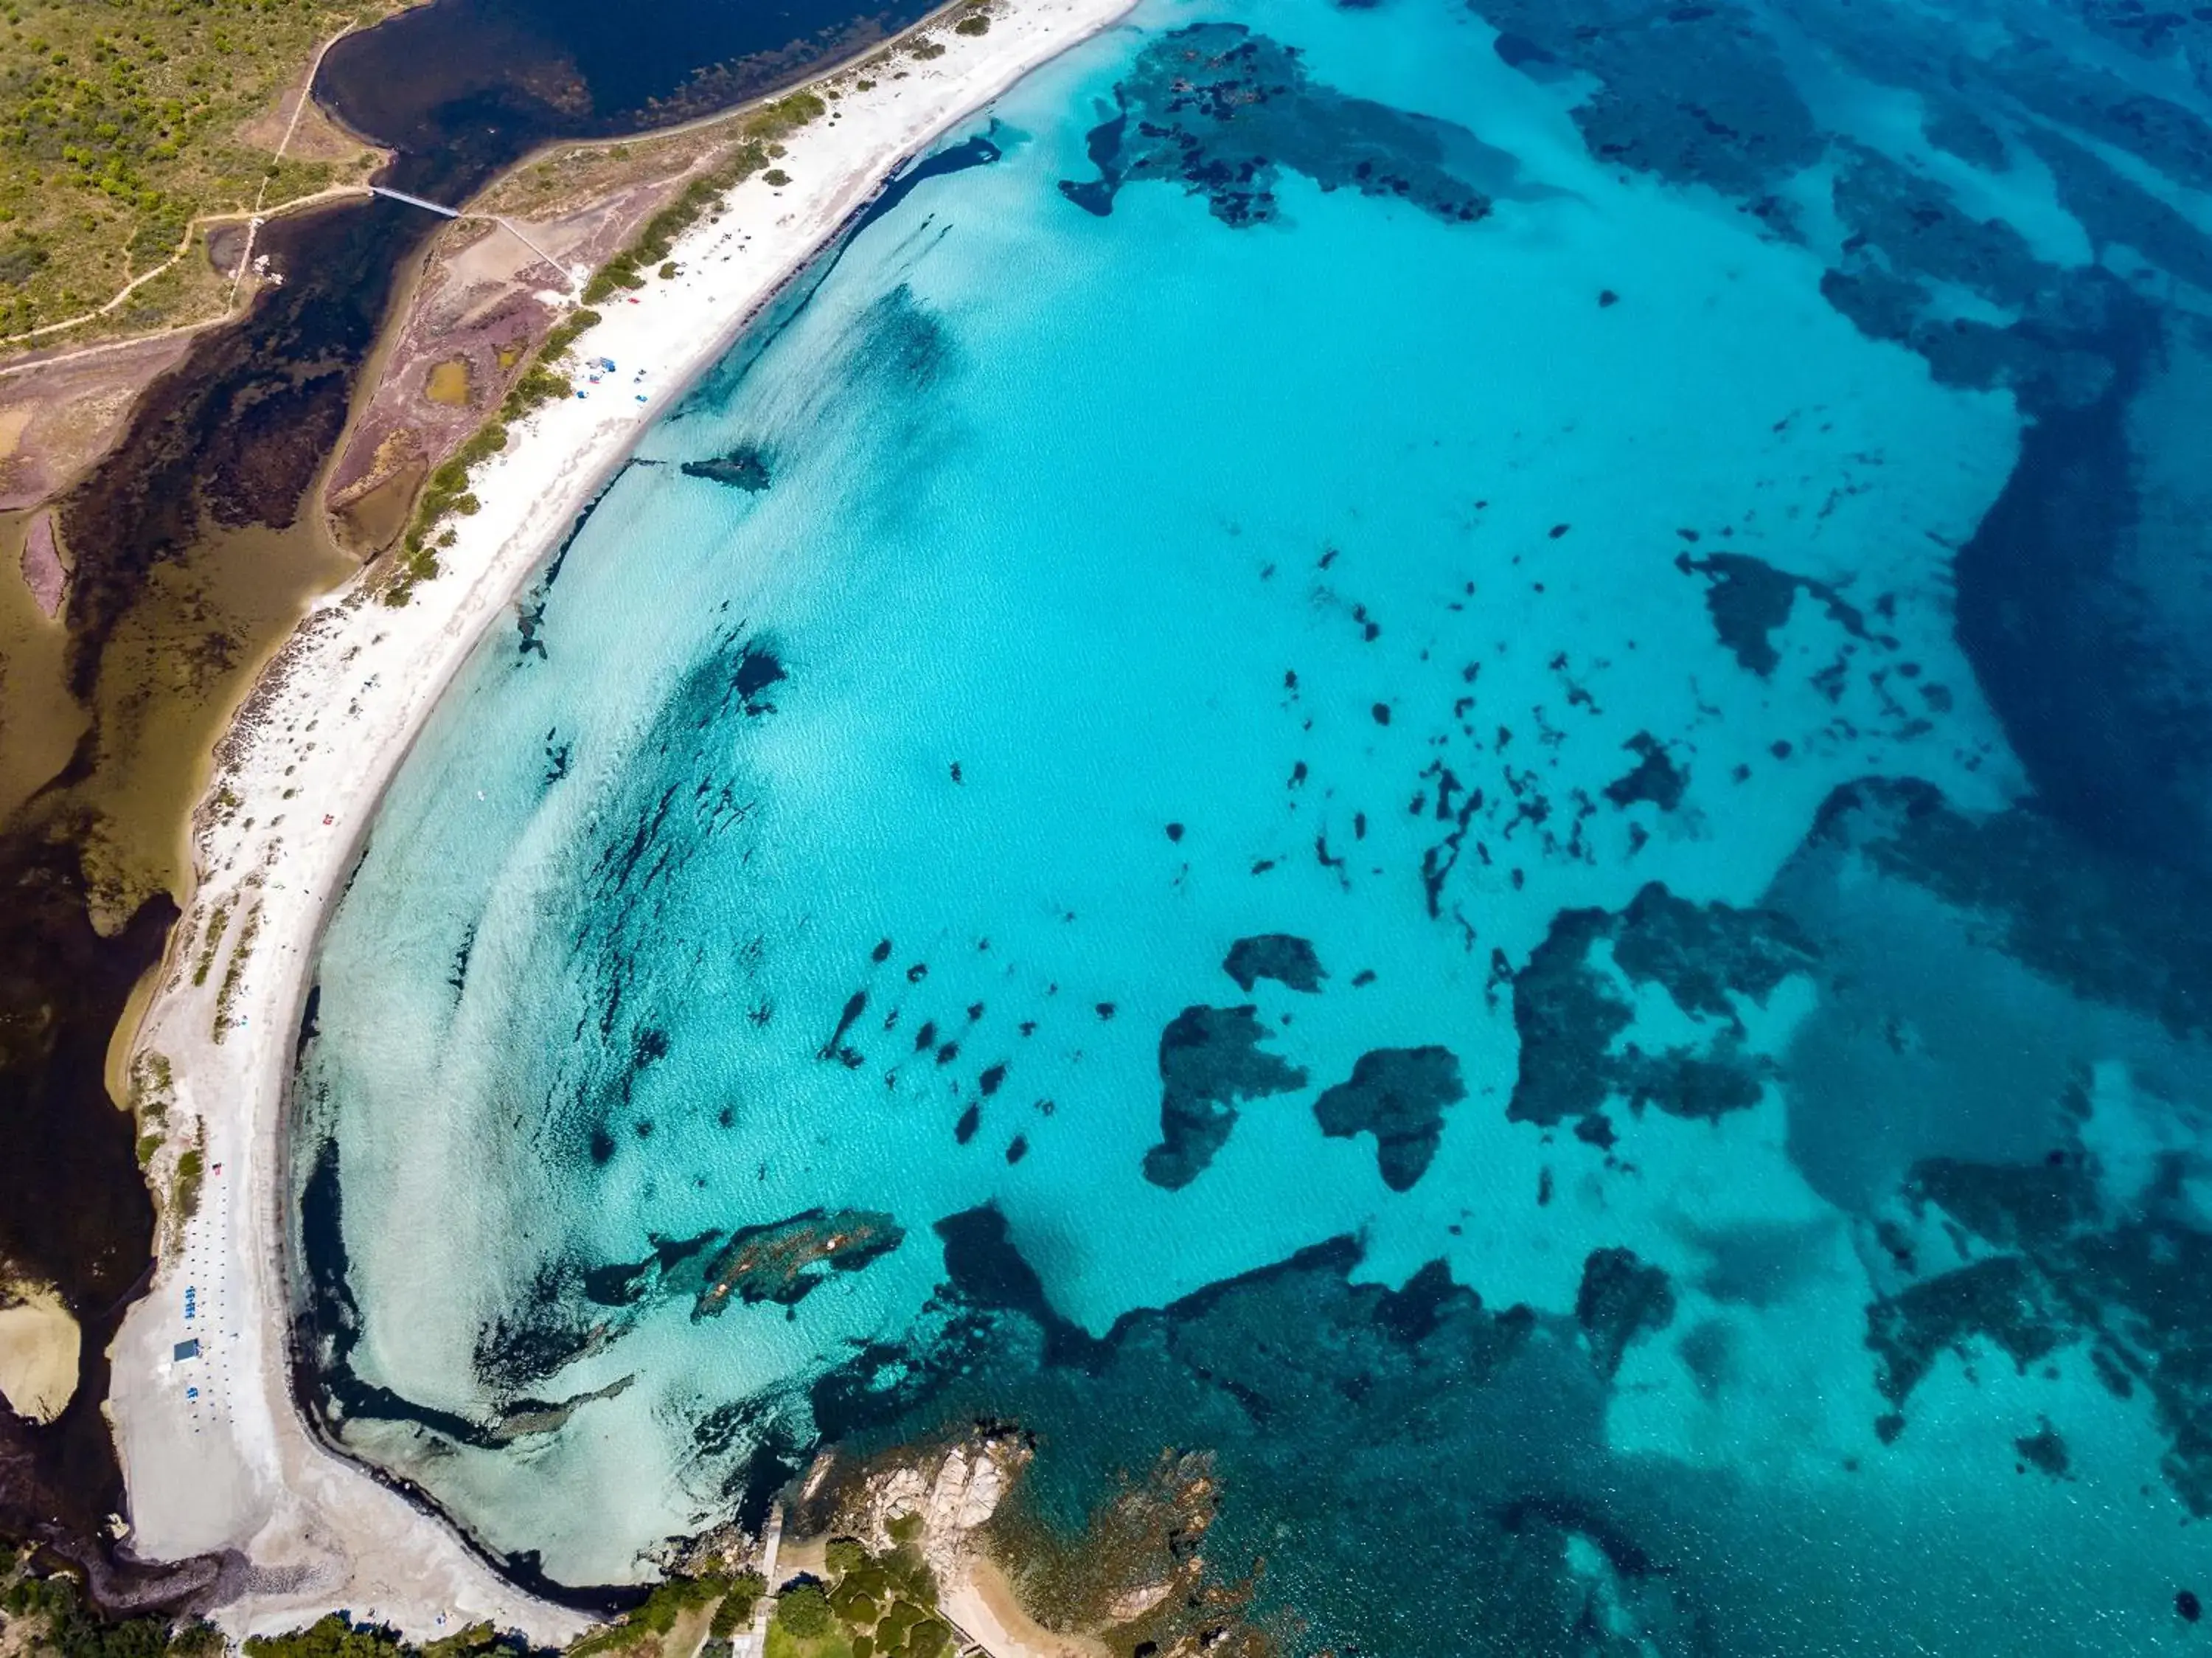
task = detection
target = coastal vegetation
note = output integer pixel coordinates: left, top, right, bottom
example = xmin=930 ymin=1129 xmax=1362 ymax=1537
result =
xmin=189 ymin=901 xmax=230 ymax=986
xmin=127 ymin=1049 xmax=173 ymax=1167
xmin=385 ymin=88 xmax=830 ymax=604
xmin=565 ymin=1568 xmax=764 ymax=1656
xmin=0 ymin=1553 xmax=221 ymax=1657
xmin=0 ymin=0 xmax=394 ymax=344
xmin=242 ymin=1612 xmax=525 ymax=1657
xmin=210 ymin=895 xmax=262 ymax=1038
xmin=386 ymin=306 xmax=601 ymax=600
xmin=577 ymin=91 xmax=824 ymax=306
xmin=766 ymin=1524 xmax=957 ymax=1658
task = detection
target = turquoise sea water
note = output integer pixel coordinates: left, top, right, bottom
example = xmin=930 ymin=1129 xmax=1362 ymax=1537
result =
xmin=297 ymin=0 xmax=2212 ymax=1646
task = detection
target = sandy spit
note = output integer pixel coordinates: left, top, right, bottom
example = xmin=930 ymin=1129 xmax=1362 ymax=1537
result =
xmin=0 ymin=1286 xmax=81 ymax=1425
xmin=105 ymin=0 xmax=1141 ymax=1640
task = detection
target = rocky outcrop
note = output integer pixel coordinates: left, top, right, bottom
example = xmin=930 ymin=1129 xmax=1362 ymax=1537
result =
xmin=825 ymin=1429 xmax=1032 ymax=1583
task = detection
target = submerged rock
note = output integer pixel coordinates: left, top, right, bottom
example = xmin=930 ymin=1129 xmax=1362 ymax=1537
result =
xmin=807 ymin=1230 xmax=1663 ymax=1657
xmin=1674 ymin=550 xmax=1868 ymax=679
xmin=1865 ymin=1252 xmax=2064 ymax=1415
xmin=1867 ymin=1145 xmax=2212 ymax=1513
xmin=1141 ymin=1005 xmax=1308 ymax=1189
xmin=694 ymin=1207 xmax=905 ymax=1318
xmin=680 ymin=445 xmax=773 ymax=490
xmin=2015 ymin=1419 xmax=2070 ymax=1478
xmin=1602 ymin=732 xmax=1688 ymax=811
xmin=1222 ymin=932 xmax=1326 ymax=993
xmin=1467 ymin=0 xmax=1819 ymax=200
xmin=1312 ymin=1045 xmax=1464 ymax=1190
xmin=1575 ymin=1246 xmax=1676 ymax=1379
xmin=1509 ymin=883 xmax=1814 ymax=1130
xmin=1060 ymin=24 xmax=1494 ymax=226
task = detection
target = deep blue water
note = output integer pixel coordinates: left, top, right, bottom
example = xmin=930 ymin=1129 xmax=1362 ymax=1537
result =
xmin=296 ymin=0 xmax=2212 ymax=1646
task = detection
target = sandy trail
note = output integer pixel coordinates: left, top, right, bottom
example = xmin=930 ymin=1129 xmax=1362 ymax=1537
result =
xmin=104 ymin=0 xmax=1140 ymax=1640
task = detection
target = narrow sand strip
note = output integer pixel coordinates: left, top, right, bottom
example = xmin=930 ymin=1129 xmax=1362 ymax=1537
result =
xmin=105 ymin=0 xmax=1139 ymax=1638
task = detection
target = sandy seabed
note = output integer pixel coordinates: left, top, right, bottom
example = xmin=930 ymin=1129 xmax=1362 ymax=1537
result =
xmin=103 ymin=0 xmax=1141 ymax=1637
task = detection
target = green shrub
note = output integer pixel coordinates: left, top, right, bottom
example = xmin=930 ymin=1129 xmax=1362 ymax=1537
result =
xmin=711 ymin=1571 xmax=767 ymax=1638
xmin=762 ymin=168 xmax=791 ymax=188
xmin=774 ymin=1584 xmax=832 ymax=1641
xmin=173 ymin=1147 xmax=204 ymax=1224
xmin=0 ymin=1569 xmax=178 ymax=1658
xmin=167 ymin=1624 xmax=225 ymax=1658
xmin=241 ymin=1611 xmax=411 ymax=1657
xmin=744 ymin=91 xmax=826 ymax=141
xmin=954 ymin=15 xmax=990 ymax=34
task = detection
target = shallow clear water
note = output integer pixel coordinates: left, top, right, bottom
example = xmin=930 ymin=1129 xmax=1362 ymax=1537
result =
xmin=299 ymin=0 xmax=2212 ymax=1645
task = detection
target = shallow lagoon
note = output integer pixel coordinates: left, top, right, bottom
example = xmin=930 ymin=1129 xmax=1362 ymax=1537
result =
xmin=299 ymin=0 xmax=2212 ymax=1645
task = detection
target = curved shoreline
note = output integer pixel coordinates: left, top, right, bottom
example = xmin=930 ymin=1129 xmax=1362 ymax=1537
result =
xmin=103 ymin=0 xmax=1141 ymax=1639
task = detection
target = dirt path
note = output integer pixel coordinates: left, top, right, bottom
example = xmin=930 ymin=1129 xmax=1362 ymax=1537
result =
xmin=0 ymin=25 xmax=366 ymax=362
xmin=230 ymin=27 xmax=366 ymax=308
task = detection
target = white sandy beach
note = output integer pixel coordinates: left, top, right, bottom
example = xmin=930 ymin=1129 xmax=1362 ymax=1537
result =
xmin=103 ymin=0 xmax=1138 ymax=1639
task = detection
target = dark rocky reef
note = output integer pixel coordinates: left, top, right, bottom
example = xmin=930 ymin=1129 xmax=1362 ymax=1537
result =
xmin=1795 ymin=777 xmax=2212 ymax=1042
xmin=1784 ymin=778 xmax=2212 ymax=1508
xmin=1865 ymin=1252 xmax=2064 ymax=1415
xmin=1222 ymin=932 xmax=1326 ymax=993
xmin=1465 ymin=0 xmax=2212 ymax=417
xmin=1466 ymin=0 xmax=1820 ymax=200
xmin=1868 ymin=1148 xmax=2212 ymax=1513
xmin=1312 ymin=1045 xmax=1464 ymax=1190
xmin=1509 ymin=882 xmax=1815 ymax=1132
xmin=1818 ymin=139 xmax=2118 ymax=408
xmin=1948 ymin=285 xmax=2212 ymax=889
xmin=2015 ymin=1419 xmax=2071 ymax=1478
xmin=1603 ymin=732 xmax=1687 ymax=811
xmin=1674 ymin=551 xmax=1868 ymax=679
xmin=1575 ymin=1247 xmax=1677 ymax=1380
xmin=1060 ymin=24 xmax=1492 ymax=226
xmin=808 ymin=1230 xmax=1712 ymax=1658
xmin=681 ymin=445 xmax=773 ymax=491
xmin=694 ymin=1207 xmax=905 ymax=1317
xmin=1829 ymin=142 xmax=2045 ymax=308
xmin=1142 ymin=1005 xmax=1310 ymax=1189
